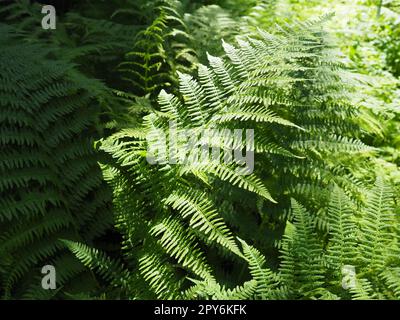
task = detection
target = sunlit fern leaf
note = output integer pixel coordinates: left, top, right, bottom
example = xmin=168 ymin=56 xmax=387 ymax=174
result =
xmin=238 ymin=238 xmax=283 ymax=299
xmin=164 ymin=190 xmax=241 ymax=256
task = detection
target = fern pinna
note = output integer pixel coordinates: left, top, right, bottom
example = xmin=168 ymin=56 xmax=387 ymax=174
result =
xmin=0 ymin=25 xmax=112 ymax=299
xmin=179 ymin=178 xmax=400 ymax=300
xmin=119 ymin=0 xmax=198 ymax=98
xmin=63 ymin=16 xmax=390 ymax=300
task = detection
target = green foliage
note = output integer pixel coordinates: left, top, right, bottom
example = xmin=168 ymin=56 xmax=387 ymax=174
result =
xmin=119 ymin=0 xmax=196 ymax=97
xmin=65 ymin=16 xmax=387 ymax=299
xmin=187 ymin=178 xmax=400 ymax=300
xmin=0 ymin=25 xmax=112 ymax=299
xmin=1 ymin=0 xmax=399 ymax=301
xmin=281 ymin=178 xmax=400 ymax=300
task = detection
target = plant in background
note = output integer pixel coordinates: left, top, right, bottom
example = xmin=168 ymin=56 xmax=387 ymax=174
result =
xmin=0 ymin=25 xmax=112 ymax=299
xmin=186 ymin=178 xmax=400 ymax=300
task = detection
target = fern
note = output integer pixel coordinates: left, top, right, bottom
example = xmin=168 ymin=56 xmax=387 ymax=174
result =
xmin=120 ymin=0 xmax=200 ymax=97
xmin=65 ymin=16 xmax=381 ymax=299
xmin=279 ymin=199 xmax=325 ymax=298
xmin=0 ymin=26 xmax=112 ymax=299
xmin=277 ymin=178 xmax=400 ymax=300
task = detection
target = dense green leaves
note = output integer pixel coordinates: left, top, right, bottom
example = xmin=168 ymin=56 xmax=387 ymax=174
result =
xmin=1 ymin=0 xmax=399 ymax=300
xmin=0 ymin=26 xmax=112 ymax=299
